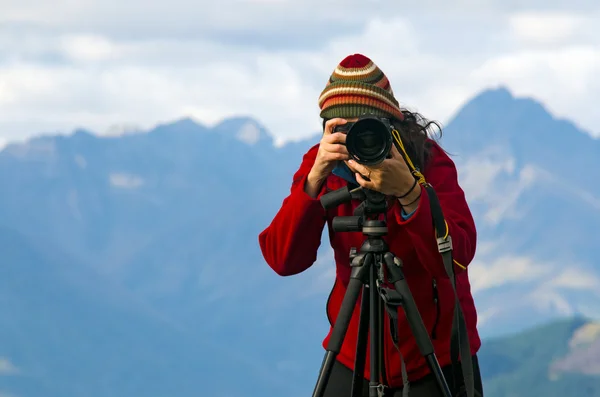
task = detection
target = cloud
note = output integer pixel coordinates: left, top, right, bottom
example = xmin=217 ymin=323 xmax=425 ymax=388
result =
xmin=476 ymin=306 xmax=502 ymax=327
xmin=468 ymin=253 xmax=551 ymax=294
xmin=467 ymin=237 xmax=600 ymax=330
xmin=507 ymin=12 xmax=592 ymax=45
xmin=569 ymin=322 xmax=600 ymax=348
xmin=60 ymin=34 xmax=116 ymax=62
xmin=470 ymin=44 xmax=600 ymax=134
xmin=529 ymin=288 xmax=575 ymax=316
xmin=526 ymin=267 xmax=600 ymax=316
xmin=236 ymin=121 xmax=263 ymax=145
xmin=457 ymin=148 xmax=544 ymax=225
xmin=293 ymin=246 xmax=336 ymax=299
xmin=543 ymin=268 xmax=600 ymax=290
xmin=109 ymin=173 xmax=144 ymax=188
xmin=0 ymin=0 xmax=388 ymax=46
xmin=0 ymin=3 xmax=599 ymax=146
xmin=0 ymin=357 xmax=19 ymax=375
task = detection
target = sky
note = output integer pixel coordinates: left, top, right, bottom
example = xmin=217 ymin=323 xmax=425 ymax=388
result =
xmin=1 ymin=0 xmax=599 ymax=147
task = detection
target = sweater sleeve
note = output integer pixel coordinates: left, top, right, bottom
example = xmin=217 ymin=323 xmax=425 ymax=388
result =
xmin=393 ymin=142 xmax=477 ymax=278
xmin=258 ymin=144 xmax=328 ymax=276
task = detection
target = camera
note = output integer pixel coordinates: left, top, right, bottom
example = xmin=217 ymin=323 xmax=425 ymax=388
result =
xmin=334 ymin=115 xmax=394 ymax=166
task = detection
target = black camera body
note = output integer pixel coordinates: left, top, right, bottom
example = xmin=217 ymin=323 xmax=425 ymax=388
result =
xmin=334 ymin=114 xmax=394 ymax=166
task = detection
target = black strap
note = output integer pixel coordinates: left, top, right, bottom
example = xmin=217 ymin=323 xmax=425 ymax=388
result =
xmin=383 ymin=183 xmax=476 ymax=397
xmin=423 ymin=183 xmax=476 ymax=397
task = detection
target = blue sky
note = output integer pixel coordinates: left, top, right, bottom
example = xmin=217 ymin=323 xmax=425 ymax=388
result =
xmin=1 ymin=0 xmax=599 ymax=147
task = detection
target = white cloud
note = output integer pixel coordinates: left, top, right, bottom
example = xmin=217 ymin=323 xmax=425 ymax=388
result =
xmin=0 ymin=3 xmax=599 ymax=145
xmin=470 ymin=45 xmax=600 ymax=134
xmin=109 ymin=173 xmax=144 ymax=188
xmin=457 ymin=149 xmax=545 ymax=226
xmin=476 ymin=306 xmax=503 ymax=327
xmin=467 ymin=240 xmax=600 ymax=329
xmin=544 ymin=268 xmax=600 ymax=290
xmin=458 ymin=151 xmax=515 ymax=201
xmin=508 ymin=12 xmax=588 ymax=44
xmin=569 ymin=322 xmax=600 ymax=349
xmin=236 ymin=121 xmax=262 ymax=145
xmin=468 ymin=254 xmax=551 ymax=294
xmin=0 ymin=357 xmax=19 ymax=375
xmin=60 ymin=34 xmax=117 ymax=62
xmin=524 ymin=267 xmax=600 ymax=316
xmin=529 ymin=288 xmax=575 ymax=316
xmin=297 ymin=247 xmax=336 ymax=298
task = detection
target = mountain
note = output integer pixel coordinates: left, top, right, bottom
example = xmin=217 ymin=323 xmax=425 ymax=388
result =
xmin=0 ymin=115 xmax=324 ymax=397
xmin=0 ymin=226 xmax=297 ymax=397
xmin=478 ymin=316 xmax=600 ymax=397
xmin=0 ymin=86 xmax=599 ymax=396
xmin=439 ymin=86 xmax=600 ymax=336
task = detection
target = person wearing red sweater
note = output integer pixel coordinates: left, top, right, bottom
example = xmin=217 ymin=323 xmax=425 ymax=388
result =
xmin=258 ymin=54 xmax=484 ymax=397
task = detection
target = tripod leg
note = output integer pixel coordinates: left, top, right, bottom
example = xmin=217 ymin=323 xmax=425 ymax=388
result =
xmin=383 ymin=252 xmax=453 ymax=397
xmin=350 ymin=285 xmax=370 ymax=397
xmin=369 ymin=261 xmax=382 ymax=397
xmin=312 ymin=254 xmax=373 ymax=397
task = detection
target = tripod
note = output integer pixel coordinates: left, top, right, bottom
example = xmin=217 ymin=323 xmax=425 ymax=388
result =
xmin=311 ymin=185 xmax=452 ymax=397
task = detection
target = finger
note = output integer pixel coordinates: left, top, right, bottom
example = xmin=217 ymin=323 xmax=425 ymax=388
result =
xmin=322 ymin=143 xmax=349 ymax=156
xmin=344 ymin=160 xmax=356 ymax=172
xmin=355 ymin=172 xmax=375 ymax=190
xmin=323 ymin=152 xmax=349 ymax=161
xmin=324 ymin=118 xmax=348 ymax=135
xmin=323 ymin=132 xmax=347 ymax=144
xmin=347 ymin=159 xmax=369 ymax=176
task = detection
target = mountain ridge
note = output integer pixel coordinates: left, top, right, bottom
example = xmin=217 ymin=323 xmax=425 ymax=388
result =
xmin=3 ymin=86 xmax=599 ymax=156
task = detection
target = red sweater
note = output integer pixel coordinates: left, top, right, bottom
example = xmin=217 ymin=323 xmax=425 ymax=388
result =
xmin=258 ymin=141 xmax=481 ymax=387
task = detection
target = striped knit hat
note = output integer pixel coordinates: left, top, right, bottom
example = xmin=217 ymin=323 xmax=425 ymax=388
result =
xmin=318 ymin=54 xmax=404 ymax=121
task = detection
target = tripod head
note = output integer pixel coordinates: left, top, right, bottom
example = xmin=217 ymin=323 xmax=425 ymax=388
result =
xmin=320 ymin=184 xmax=389 ymax=234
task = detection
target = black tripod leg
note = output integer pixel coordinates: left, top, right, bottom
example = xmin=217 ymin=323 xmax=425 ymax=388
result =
xmin=383 ymin=252 xmax=452 ymax=397
xmin=368 ymin=260 xmax=382 ymax=397
xmin=350 ymin=285 xmax=370 ymax=397
xmin=312 ymin=254 xmax=373 ymax=397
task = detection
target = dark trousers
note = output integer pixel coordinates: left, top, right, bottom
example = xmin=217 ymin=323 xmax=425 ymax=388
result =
xmin=321 ymin=355 xmax=484 ymax=397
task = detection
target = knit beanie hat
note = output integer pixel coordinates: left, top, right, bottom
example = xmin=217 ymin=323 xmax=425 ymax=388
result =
xmin=318 ymin=54 xmax=404 ymax=121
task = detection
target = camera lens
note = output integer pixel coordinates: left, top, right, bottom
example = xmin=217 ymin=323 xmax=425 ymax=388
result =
xmin=355 ymin=129 xmax=384 ymax=156
xmin=346 ymin=117 xmax=392 ymax=166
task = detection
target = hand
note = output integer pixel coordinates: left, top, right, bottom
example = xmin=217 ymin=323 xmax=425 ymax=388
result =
xmin=346 ymin=144 xmax=420 ymax=209
xmin=307 ymin=118 xmax=350 ymax=183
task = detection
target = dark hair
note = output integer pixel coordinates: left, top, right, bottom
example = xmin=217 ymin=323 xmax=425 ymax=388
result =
xmin=322 ymin=109 xmax=443 ymax=171
xmin=392 ymin=110 xmax=443 ymax=171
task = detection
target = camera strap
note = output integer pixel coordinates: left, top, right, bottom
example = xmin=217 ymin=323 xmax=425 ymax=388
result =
xmin=383 ymin=130 xmax=476 ymax=397
xmin=381 ymin=184 xmax=476 ymax=397
xmin=424 ymin=183 xmax=476 ymax=397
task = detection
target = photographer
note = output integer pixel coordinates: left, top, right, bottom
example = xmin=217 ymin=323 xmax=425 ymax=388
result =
xmin=258 ymin=54 xmax=484 ymax=397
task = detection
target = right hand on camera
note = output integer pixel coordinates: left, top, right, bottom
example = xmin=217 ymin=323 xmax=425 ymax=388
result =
xmin=309 ymin=118 xmax=350 ymax=182
xmin=304 ymin=118 xmax=350 ymax=198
